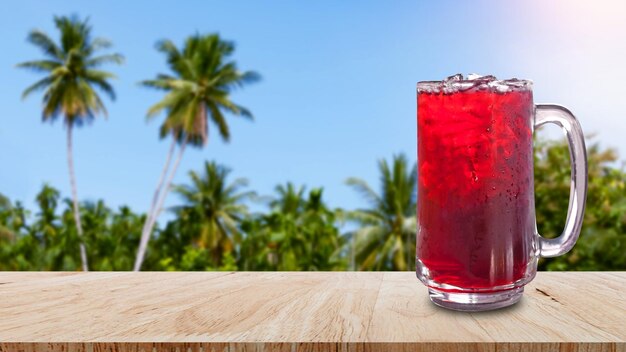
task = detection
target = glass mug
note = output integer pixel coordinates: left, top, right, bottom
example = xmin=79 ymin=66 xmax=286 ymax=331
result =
xmin=415 ymin=74 xmax=587 ymax=311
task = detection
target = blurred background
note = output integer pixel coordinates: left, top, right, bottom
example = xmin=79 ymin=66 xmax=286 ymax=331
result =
xmin=0 ymin=0 xmax=624 ymax=271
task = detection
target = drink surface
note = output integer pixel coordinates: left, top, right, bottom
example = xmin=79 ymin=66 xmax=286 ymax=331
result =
xmin=417 ymin=83 xmax=536 ymax=291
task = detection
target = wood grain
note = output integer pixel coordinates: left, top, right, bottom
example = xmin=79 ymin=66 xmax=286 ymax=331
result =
xmin=0 ymin=272 xmax=624 ymax=352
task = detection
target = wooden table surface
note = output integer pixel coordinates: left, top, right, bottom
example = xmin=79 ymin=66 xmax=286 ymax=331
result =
xmin=0 ymin=272 xmax=624 ymax=352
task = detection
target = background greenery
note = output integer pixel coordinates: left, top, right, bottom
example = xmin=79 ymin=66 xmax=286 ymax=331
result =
xmin=1 ymin=138 xmax=625 ymax=271
xmin=2 ymin=15 xmax=624 ymax=271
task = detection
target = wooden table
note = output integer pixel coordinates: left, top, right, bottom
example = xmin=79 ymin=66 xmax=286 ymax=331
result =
xmin=0 ymin=272 xmax=624 ymax=351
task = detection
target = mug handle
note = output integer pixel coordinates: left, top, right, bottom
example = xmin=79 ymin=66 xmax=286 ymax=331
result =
xmin=534 ymin=105 xmax=588 ymax=257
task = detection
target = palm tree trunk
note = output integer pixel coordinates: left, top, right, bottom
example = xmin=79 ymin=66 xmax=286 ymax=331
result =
xmin=67 ymin=125 xmax=89 ymax=271
xmin=149 ymin=141 xmax=187 ymax=228
xmin=351 ymin=234 xmax=356 ymax=271
xmin=133 ymin=138 xmax=176 ymax=271
xmin=133 ymin=140 xmax=187 ymax=271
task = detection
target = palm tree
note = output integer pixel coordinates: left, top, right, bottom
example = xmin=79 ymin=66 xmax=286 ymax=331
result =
xmin=272 ymin=183 xmax=306 ymax=215
xmin=34 ymin=184 xmax=61 ymax=239
xmin=134 ymin=34 xmax=260 ymax=271
xmin=346 ymin=154 xmax=417 ymax=271
xmin=239 ymin=183 xmax=345 ymax=271
xmin=0 ymin=193 xmax=17 ymax=241
xmin=17 ymin=15 xmax=123 ymax=271
xmin=172 ymin=161 xmax=254 ymax=266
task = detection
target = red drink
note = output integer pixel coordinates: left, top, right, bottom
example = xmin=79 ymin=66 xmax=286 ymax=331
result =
xmin=417 ymin=80 xmax=536 ymax=291
xmin=415 ymin=75 xmax=587 ymax=311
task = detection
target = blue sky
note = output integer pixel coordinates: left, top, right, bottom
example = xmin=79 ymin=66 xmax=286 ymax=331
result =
xmin=1 ymin=1 xmax=625 ymax=221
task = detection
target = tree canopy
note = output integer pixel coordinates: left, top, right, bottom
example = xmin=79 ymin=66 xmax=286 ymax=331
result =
xmin=1 ymin=139 xmax=624 ymax=271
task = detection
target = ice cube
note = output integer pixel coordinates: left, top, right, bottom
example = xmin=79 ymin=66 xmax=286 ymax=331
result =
xmin=487 ymin=80 xmax=511 ymax=93
xmin=445 ymin=73 xmax=464 ymax=82
xmin=504 ymin=78 xmax=533 ymax=89
xmin=418 ymin=74 xmax=531 ymax=95
xmin=442 ymin=74 xmax=464 ymax=93
xmin=467 ymin=73 xmax=497 ymax=81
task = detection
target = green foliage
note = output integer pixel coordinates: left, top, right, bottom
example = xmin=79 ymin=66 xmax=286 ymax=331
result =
xmin=168 ymin=161 xmax=254 ymax=268
xmin=9 ymin=16 xmax=622 ymax=273
xmin=345 ymin=154 xmax=417 ymax=271
xmin=0 ymin=185 xmax=140 ymax=270
xmin=18 ymin=14 xmax=124 ymax=271
xmin=133 ymin=33 xmax=260 ymax=272
xmin=141 ymin=34 xmax=260 ymax=146
xmin=1 ymin=143 xmax=625 ymax=271
xmin=18 ymin=15 xmax=123 ymax=125
xmin=239 ymin=184 xmax=346 ymax=271
xmin=535 ymin=138 xmax=626 ymax=270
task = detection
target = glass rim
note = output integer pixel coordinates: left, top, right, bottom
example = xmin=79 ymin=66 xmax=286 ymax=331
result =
xmin=417 ymin=76 xmax=533 ymax=94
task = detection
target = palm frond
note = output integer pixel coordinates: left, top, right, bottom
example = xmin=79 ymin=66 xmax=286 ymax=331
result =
xmin=89 ymin=77 xmax=116 ymax=101
xmin=234 ymin=104 xmax=253 ymax=119
xmin=392 ymin=235 xmax=407 ymax=270
xmin=207 ymin=102 xmax=230 ymax=141
xmin=346 ymin=177 xmax=381 ymax=207
xmin=402 ymin=216 xmax=417 ymax=234
xmin=211 ymin=95 xmax=254 ymax=120
xmin=20 ymin=15 xmax=120 ymax=127
xmin=223 ymin=178 xmax=250 ymax=194
xmin=16 ymin=60 xmax=61 ymax=72
xmin=156 ymin=39 xmax=181 ymax=58
xmin=345 ymin=154 xmax=418 ymax=270
xmin=219 ymin=214 xmax=242 ymax=238
xmin=85 ymin=70 xmax=117 ymax=101
xmin=87 ymin=37 xmax=112 ymax=52
xmin=141 ymin=78 xmax=196 ymax=92
xmin=26 ymin=30 xmax=63 ymax=59
xmin=78 ymin=79 xmax=108 ymax=120
xmin=376 ymin=235 xmax=397 ymax=270
xmin=344 ymin=209 xmax=384 ymax=225
xmin=240 ymin=71 xmax=261 ymax=85
xmin=230 ymin=190 xmax=257 ymax=203
xmin=21 ymin=77 xmax=54 ymax=100
xmin=156 ymin=39 xmax=193 ymax=78
xmin=54 ymin=15 xmax=90 ymax=53
xmin=140 ymin=78 xmax=172 ymax=91
xmin=84 ymin=69 xmax=116 ymax=80
xmin=86 ymin=53 xmax=124 ymax=67
xmin=41 ymin=78 xmax=64 ymax=120
xmin=179 ymin=96 xmax=201 ymax=141
xmin=146 ymin=89 xmax=191 ymax=119
xmin=352 ymin=226 xmax=386 ymax=268
xmin=143 ymin=34 xmax=258 ymax=146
